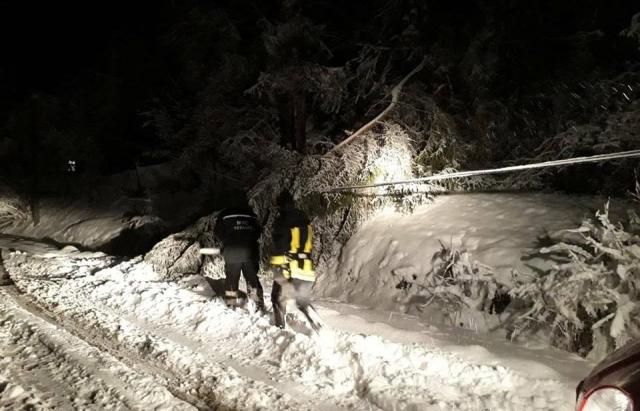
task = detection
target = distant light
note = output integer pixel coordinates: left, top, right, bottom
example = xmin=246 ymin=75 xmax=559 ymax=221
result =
xmin=67 ymin=160 xmax=76 ymax=173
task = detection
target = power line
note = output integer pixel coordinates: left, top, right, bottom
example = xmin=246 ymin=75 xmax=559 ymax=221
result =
xmin=326 ymin=149 xmax=640 ymax=193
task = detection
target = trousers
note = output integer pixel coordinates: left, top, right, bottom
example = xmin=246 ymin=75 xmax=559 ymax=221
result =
xmin=224 ymin=260 xmax=264 ymax=304
xmin=271 ymin=273 xmax=322 ymax=331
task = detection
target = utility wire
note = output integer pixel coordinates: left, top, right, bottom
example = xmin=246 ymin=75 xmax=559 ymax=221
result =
xmin=326 ymin=149 xmax=640 ymax=193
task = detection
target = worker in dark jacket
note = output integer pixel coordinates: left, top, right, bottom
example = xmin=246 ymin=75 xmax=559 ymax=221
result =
xmin=214 ymin=203 xmax=264 ymax=310
xmin=269 ymin=191 xmax=323 ymax=331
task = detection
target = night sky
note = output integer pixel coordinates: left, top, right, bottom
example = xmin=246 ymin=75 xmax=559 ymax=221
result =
xmin=1 ymin=0 xmax=639 ymax=192
xmin=3 ymin=1 xmax=635 ymax=99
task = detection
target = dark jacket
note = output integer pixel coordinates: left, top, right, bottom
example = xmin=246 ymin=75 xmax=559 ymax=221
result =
xmin=271 ymin=204 xmax=310 ymax=256
xmin=214 ymin=207 xmax=260 ymax=263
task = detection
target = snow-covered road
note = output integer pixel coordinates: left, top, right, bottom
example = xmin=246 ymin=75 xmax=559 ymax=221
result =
xmin=0 ymin=285 xmax=193 ymax=410
xmin=1 ymin=247 xmax=586 ymax=410
xmin=2 ymin=192 xmax=611 ymax=410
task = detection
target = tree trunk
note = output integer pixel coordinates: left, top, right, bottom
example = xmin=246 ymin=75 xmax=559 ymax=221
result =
xmin=277 ymin=93 xmax=295 ymax=149
xmin=277 ymin=91 xmax=307 ymax=153
xmin=28 ymin=95 xmax=41 ymax=227
xmin=293 ymin=92 xmax=306 ymax=154
xmin=0 ymin=251 xmax=12 ymax=286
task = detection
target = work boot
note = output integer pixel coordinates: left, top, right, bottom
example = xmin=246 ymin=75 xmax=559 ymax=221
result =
xmin=223 ymin=290 xmax=245 ymax=309
xmin=246 ymin=287 xmax=265 ymax=313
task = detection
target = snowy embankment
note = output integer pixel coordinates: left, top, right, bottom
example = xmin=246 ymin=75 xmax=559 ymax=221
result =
xmin=1 ymin=198 xmax=135 ymax=248
xmin=3 ymin=243 xmax=581 ymax=410
xmin=1 ymin=161 xmax=211 ymax=254
xmin=318 ymin=193 xmax=624 ymax=318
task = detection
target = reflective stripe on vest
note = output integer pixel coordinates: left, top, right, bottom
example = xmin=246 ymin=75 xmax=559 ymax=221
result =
xmin=270 ymin=255 xmax=288 ymax=265
xmin=270 ymin=255 xmax=315 ymax=282
xmin=290 ymin=227 xmax=300 ymax=254
xmin=222 ymin=214 xmax=254 ymax=220
xmin=291 ymin=269 xmax=315 ymax=281
xmin=291 ymin=259 xmax=315 ymax=281
xmin=304 ymin=225 xmax=312 ymax=253
xmin=272 ymin=224 xmax=315 ymax=281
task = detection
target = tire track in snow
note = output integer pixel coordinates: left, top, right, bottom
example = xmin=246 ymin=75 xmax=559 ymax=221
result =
xmin=0 ymin=286 xmax=193 ymax=411
xmin=79 ymin=268 xmax=371 ymax=410
xmin=5 ymin=254 xmax=317 ymax=410
xmin=123 ymin=315 xmax=332 ymax=406
xmin=5 ymin=248 xmax=577 ymax=410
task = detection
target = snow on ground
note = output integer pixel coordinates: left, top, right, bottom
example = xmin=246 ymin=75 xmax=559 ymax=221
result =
xmin=5 ymin=252 xmax=309 ymax=410
xmin=1 ymin=192 xmax=613 ymax=410
xmin=317 ymin=192 xmax=625 ymax=314
xmin=316 ymin=298 xmax=592 ymax=383
xmin=0 ymin=162 xmax=209 ymax=251
xmin=3 ymin=245 xmax=583 ymax=410
xmin=0 ymin=286 xmax=193 ymax=411
xmin=1 ymin=198 xmax=132 ymax=249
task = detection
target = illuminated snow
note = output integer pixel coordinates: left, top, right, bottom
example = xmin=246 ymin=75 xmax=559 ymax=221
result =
xmin=1 ymin=192 xmax=609 ymax=410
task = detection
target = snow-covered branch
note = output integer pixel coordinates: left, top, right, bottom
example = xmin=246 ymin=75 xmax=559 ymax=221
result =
xmin=327 ymin=56 xmax=427 ymax=155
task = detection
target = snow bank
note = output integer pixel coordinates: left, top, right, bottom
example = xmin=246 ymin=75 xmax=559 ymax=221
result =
xmin=1 ymin=198 xmax=134 ymax=247
xmin=0 ymin=161 xmax=212 ymax=255
xmin=317 ymin=193 xmax=626 ymax=322
xmin=5 ymin=247 xmax=579 ymax=410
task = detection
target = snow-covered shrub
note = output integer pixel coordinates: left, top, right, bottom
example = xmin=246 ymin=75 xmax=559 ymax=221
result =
xmin=621 ymin=13 xmax=640 ymax=46
xmin=413 ymin=108 xmax=468 ymax=176
xmin=395 ymin=242 xmax=503 ymax=330
xmin=0 ymin=183 xmax=28 ymax=229
xmin=390 ymin=86 xmax=504 ymax=193
xmin=144 ymin=213 xmax=224 ymax=281
xmin=352 ymin=123 xmax=440 ymax=213
xmin=510 ymin=202 xmax=640 ymax=359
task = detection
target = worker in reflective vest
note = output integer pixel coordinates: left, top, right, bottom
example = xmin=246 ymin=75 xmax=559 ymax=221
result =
xmin=269 ymin=191 xmax=322 ymax=331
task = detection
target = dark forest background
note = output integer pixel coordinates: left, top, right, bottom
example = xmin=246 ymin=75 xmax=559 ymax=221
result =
xmin=1 ymin=0 xmax=639 ymax=200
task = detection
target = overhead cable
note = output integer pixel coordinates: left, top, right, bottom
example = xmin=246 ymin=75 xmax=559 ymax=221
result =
xmin=326 ymin=149 xmax=640 ymax=193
